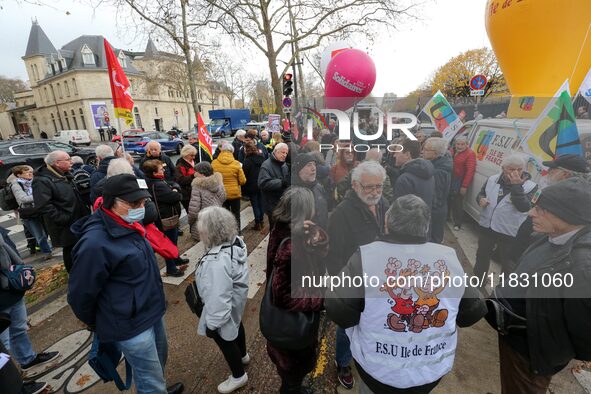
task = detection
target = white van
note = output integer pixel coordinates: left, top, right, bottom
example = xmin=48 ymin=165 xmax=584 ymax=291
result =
xmin=54 ymin=130 xmax=91 ymax=146
xmin=460 ymin=118 xmax=591 ymax=221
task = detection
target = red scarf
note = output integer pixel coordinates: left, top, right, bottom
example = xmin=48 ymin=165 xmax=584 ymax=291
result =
xmin=100 ymin=204 xmax=179 ymax=260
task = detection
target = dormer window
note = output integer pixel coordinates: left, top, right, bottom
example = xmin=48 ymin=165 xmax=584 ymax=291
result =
xmin=81 ymin=44 xmax=95 ymax=66
xmin=60 ymin=58 xmax=67 ymax=70
xmin=118 ymin=51 xmax=127 ymax=68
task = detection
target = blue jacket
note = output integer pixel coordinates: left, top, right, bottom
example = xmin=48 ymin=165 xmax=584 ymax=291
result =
xmin=90 ymin=156 xmax=115 ymax=203
xmin=68 ymin=209 xmax=166 ymax=343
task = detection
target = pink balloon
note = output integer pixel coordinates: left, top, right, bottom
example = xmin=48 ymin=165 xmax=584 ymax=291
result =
xmin=324 ymin=49 xmax=376 ymax=111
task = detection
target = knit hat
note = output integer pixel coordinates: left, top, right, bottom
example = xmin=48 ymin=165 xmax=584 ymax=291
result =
xmin=293 ymin=152 xmax=317 ymax=175
xmin=536 ymin=177 xmax=591 ymax=225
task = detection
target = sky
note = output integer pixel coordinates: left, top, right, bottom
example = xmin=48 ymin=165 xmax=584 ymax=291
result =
xmin=0 ymin=0 xmax=491 ymax=97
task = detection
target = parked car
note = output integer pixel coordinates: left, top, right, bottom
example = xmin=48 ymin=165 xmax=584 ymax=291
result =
xmin=111 ymin=128 xmax=143 ymax=143
xmin=458 ymin=118 xmax=591 ymax=221
xmin=0 ymin=139 xmax=96 ymax=186
xmin=123 ymin=132 xmax=184 ymax=156
xmin=54 ymin=130 xmax=91 ymax=146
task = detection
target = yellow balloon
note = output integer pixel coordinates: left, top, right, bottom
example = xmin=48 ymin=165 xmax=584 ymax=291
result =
xmin=486 ymin=0 xmax=591 ymax=117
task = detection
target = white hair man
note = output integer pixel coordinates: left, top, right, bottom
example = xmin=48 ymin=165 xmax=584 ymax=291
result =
xmin=326 ymin=194 xmax=485 ymax=393
xmin=139 ymin=140 xmax=176 ymax=181
xmin=450 ymin=135 xmax=476 ymax=230
xmin=257 ymin=142 xmax=289 ymax=229
xmin=231 ymin=129 xmax=247 ymax=160
xmin=90 ymin=144 xmax=116 ymax=203
xmin=32 ymin=150 xmax=91 ymax=272
xmin=474 ymin=153 xmax=538 ymax=282
xmin=326 ymin=160 xmax=389 ymax=389
xmin=422 ymin=137 xmax=452 ymax=243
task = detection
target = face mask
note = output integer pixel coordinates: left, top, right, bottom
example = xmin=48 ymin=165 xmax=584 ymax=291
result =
xmin=121 ymin=207 xmax=145 ymax=224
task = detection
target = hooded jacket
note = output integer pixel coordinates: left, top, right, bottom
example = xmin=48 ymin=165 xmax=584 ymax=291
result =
xmin=430 ymin=154 xmax=453 ymax=212
xmin=212 ymin=151 xmax=247 ymax=200
xmin=196 ymin=236 xmax=249 ymax=341
xmin=32 ymin=165 xmax=90 ymax=247
xmin=392 ymin=158 xmax=435 ymax=209
xmin=68 ymin=209 xmax=166 ymax=343
xmin=452 ymin=147 xmax=476 ymax=189
xmin=188 ymin=172 xmax=226 ymax=240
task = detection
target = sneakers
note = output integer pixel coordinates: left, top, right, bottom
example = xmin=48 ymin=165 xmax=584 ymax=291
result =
xmin=43 ymin=253 xmax=53 ymax=261
xmin=217 ymin=373 xmax=248 ymax=393
xmin=336 ymin=363 xmax=355 ymax=389
xmin=167 ymin=269 xmax=185 ymax=277
xmin=21 ymin=381 xmax=48 ymax=394
xmin=21 ymin=351 xmax=60 ymax=371
xmin=241 ymin=353 xmax=250 ymax=365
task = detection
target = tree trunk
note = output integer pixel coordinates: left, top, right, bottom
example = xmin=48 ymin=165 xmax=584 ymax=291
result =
xmin=180 ymin=0 xmax=200 ymax=125
xmin=260 ymin=2 xmax=281 ymax=114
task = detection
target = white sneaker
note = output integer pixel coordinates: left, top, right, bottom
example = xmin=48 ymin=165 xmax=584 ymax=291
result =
xmin=241 ymin=353 xmax=250 ymax=365
xmin=217 ymin=373 xmax=248 ymax=393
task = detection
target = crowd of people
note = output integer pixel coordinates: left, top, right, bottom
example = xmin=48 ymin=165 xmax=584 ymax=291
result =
xmin=1 ymin=121 xmax=591 ymax=394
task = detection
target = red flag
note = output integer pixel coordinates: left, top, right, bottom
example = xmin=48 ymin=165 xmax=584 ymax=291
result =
xmin=104 ymin=39 xmax=134 ymax=126
xmin=197 ymin=113 xmax=213 ymax=159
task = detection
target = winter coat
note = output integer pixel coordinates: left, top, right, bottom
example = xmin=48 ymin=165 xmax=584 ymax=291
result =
xmin=190 ymin=143 xmax=213 ymax=164
xmin=175 ymin=157 xmax=195 ymax=203
xmin=392 ymin=158 xmax=435 ymax=209
xmin=187 ymin=173 xmax=226 ymax=240
xmin=32 ymin=165 xmax=90 ymax=247
xmin=10 ymin=177 xmax=33 ymax=207
xmin=292 ymin=178 xmax=329 ymax=229
xmin=497 ymin=227 xmax=591 ymax=375
xmin=242 ymin=154 xmax=265 ymax=196
xmin=231 ymin=137 xmax=243 ymax=160
xmin=212 ymin=151 xmax=247 ymax=200
xmin=452 ymin=147 xmax=476 ymax=189
xmin=90 ymin=156 xmax=116 ymax=203
xmin=145 ymin=177 xmax=182 ymax=229
xmin=0 ymin=233 xmax=25 ymax=310
xmin=196 ymin=236 xmax=249 ymax=341
xmin=258 ymin=154 xmax=289 ymax=214
xmin=237 ymin=141 xmax=269 ymax=163
xmin=266 ymin=220 xmax=326 ymax=378
xmin=327 ymin=190 xmax=387 ymax=276
xmin=68 ymin=209 xmax=166 ymax=343
xmin=430 ymin=154 xmax=453 ymax=212
xmin=139 ymin=153 xmax=176 ymax=182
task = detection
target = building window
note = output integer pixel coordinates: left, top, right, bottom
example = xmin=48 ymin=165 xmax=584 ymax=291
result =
xmin=71 ymin=109 xmax=78 ymax=129
xmin=155 ymin=107 xmax=158 ymax=115
xmin=34 ymin=64 xmax=40 ymax=80
xmin=64 ymin=80 xmax=70 ymax=96
xmin=72 ymin=78 xmax=78 ymax=95
xmin=118 ymin=51 xmax=127 ymax=68
xmin=30 ymin=65 xmax=36 ymax=81
xmin=60 ymin=57 xmax=67 ymax=71
xmin=44 ymin=87 xmax=49 ymax=102
xmin=197 ymin=90 xmax=202 ymax=100
xmin=134 ymin=107 xmax=142 ymax=128
xmin=81 ymin=44 xmax=95 ymax=65
xmin=64 ymin=111 xmax=70 ymax=129
xmin=51 ymin=113 xmax=57 ymax=132
xmin=79 ymin=108 xmax=86 ymax=129
xmin=47 ymin=64 xmax=52 ymax=76
xmin=57 ymin=83 xmax=63 ymax=99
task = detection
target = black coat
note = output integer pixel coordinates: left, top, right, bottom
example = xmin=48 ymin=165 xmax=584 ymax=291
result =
xmin=174 ymin=157 xmax=194 ymax=203
xmin=326 ymin=190 xmax=387 ymax=275
xmin=140 ymin=153 xmax=176 ymax=182
xmin=90 ymin=156 xmax=115 ymax=203
xmin=431 ymin=154 xmax=453 ymax=212
xmin=32 ymin=165 xmax=90 ymax=247
xmin=392 ymin=158 xmax=435 ymax=209
xmin=242 ymin=154 xmax=265 ymax=195
xmin=145 ymin=177 xmax=182 ymax=228
xmin=257 ymin=155 xmax=289 ymax=214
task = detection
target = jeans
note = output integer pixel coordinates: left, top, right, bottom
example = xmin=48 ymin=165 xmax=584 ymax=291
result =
xmin=335 ymin=326 xmax=352 ymax=368
xmin=0 ymin=299 xmax=36 ymax=366
xmin=22 ymin=218 xmax=51 ymax=254
xmin=116 ymin=318 xmax=168 ymax=394
xmin=223 ymin=199 xmax=241 ymax=230
xmin=248 ymin=192 xmax=264 ymax=224
xmin=209 ymin=323 xmax=247 ymax=378
xmin=163 ymin=227 xmax=179 ymax=273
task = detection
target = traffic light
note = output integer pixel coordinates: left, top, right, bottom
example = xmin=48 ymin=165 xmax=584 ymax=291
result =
xmin=283 ymin=73 xmax=293 ymax=96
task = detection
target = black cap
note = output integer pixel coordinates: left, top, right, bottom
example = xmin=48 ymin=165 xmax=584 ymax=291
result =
xmin=103 ymin=174 xmax=151 ymax=207
xmin=537 ymin=178 xmax=591 ymax=225
xmin=542 ymin=154 xmax=590 ymax=173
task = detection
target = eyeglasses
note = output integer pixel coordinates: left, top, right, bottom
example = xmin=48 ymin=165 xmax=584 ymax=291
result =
xmin=116 ymin=198 xmax=148 ymax=209
xmin=359 ymin=183 xmax=384 ymax=192
xmin=56 ymin=158 xmax=72 ymax=163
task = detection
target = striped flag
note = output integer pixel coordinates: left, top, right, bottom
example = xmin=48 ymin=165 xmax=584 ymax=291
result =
xmin=197 ymin=113 xmax=213 ymax=160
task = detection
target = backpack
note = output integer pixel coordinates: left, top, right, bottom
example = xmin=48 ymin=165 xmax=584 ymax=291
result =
xmin=0 ymin=185 xmax=19 ymax=211
xmin=71 ymin=168 xmax=92 ymax=206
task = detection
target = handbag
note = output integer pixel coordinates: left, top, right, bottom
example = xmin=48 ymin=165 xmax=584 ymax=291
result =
xmin=151 ymin=184 xmax=180 ymax=231
xmin=18 ymin=203 xmax=38 ymax=220
xmin=484 ymin=287 xmax=527 ymax=336
xmin=88 ymin=340 xmax=132 ymax=391
xmin=184 ymin=281 xmax=204 ymax=317
xmin=259 ymin=238 xmax=320 ymax=350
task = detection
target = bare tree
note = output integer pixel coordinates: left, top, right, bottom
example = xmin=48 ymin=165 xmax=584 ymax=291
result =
xmin=207 ymin=0 xmax=417 ymax=113
xmin=0 ymin=76 xmax=28 ymax=103
xmin=96 ymin=0 xmax=213 ymax=121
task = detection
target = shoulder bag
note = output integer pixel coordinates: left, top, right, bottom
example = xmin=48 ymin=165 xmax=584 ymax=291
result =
xmin=151 ymin=184 xmax=180 ymax=231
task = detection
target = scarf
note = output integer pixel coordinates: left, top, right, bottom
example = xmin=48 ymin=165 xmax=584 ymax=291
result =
xmin=100 ymin=204 xmax=179 ymax=260
xmin=16 ymin=178 xmax=33 ymax=196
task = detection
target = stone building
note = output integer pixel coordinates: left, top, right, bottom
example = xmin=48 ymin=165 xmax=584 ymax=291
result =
xmin=13 ymin=21 xmax=230 ymax=141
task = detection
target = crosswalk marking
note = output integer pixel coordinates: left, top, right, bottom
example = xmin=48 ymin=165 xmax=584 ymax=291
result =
xmin=161 ymin=208 xmax=256 ymax=286
xmin=0 ymin=212 xmax=17 ymax=223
